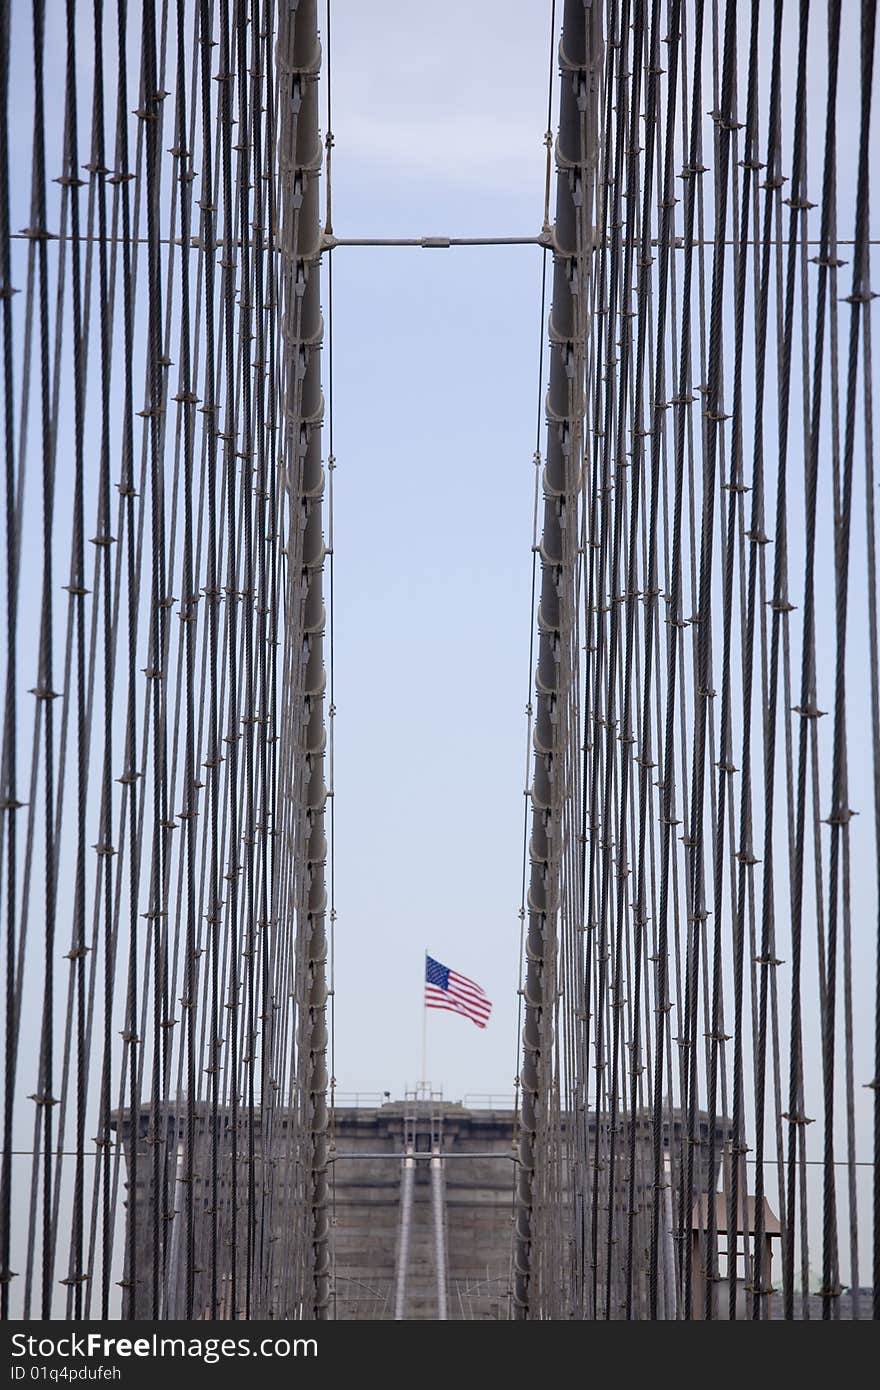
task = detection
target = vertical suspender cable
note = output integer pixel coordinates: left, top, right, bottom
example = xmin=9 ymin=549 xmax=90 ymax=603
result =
xmin=277 ymin=0 xmax=329 ymax=1319
xmin=513 ymin=0 xmax=601 ymax=1320
xmin=0 ymin=0 xmax=17 ymax=1322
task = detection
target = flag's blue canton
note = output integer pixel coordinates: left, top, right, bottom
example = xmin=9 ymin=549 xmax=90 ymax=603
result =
xmin=425 ymin=955 xmax=450 ymax=991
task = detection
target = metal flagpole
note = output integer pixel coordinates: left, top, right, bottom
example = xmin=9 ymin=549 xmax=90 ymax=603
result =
xmin=420 ymin=950 xmax=428 ymax=1091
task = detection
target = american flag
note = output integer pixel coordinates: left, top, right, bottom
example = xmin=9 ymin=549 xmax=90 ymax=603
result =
xmin=424 ymin=954 xmax=492 ymax=1030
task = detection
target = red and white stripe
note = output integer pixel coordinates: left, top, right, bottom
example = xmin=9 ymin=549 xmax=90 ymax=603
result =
xmin=425 ymin=969 xmax=492 ymax=1029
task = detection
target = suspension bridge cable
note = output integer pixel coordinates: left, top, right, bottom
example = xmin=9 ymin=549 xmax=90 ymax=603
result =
xmin=515 ymin=0 xmax=878 ymax=1323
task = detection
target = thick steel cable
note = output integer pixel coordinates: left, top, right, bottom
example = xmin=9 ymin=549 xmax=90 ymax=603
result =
xmin=322 ymin=0 xmax=338 ymax=1322
xmin=824 ymin=0 xmax=876 ymax=1319
xmin=510 ymin=1 xmax=558 ymax=1317
xmin=0 ymin=0 xmax=17 ymax=1323
xmin=513 ymin=0 xmax=601 ymax=1319
xmin=276 ymin=0 xmax=329 ymax=1319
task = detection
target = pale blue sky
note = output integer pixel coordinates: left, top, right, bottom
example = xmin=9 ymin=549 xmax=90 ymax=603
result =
xmin=327 ymin=0 xmax=552 ymax=1101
